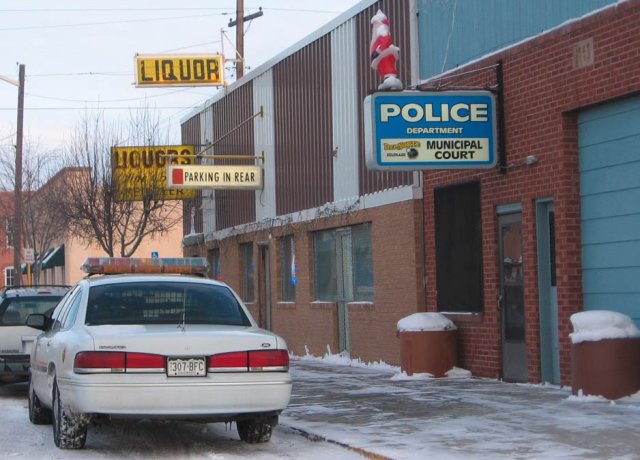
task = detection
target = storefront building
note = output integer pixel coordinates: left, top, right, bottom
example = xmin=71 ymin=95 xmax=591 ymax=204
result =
xmin=418 ymin=0 xmax=640 ymax=384
xmin=181 ymin=0 xmax=640 ymax=384
xmin=181 ymin=0 xmax=424 ymax=366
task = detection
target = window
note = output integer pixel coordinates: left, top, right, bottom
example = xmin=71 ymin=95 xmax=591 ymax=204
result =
xmin=352 ymin=224 xmax=374 ymax=301
xmin=50 ymin=287 xmax=78 ymax=332
xmin=85 ymin=282 xmax=250 ymax=326
xmin=313 ymin=224 xmax=374 ymax=302
xmin=61 ymin=291 xmax=83 ymax=330
xmin=0 ymin=295 xmax=66 ymax=326
xmin=4 ymin=267 xmax=15 ymax=287
xmin=434 ymin=182 xmax=483 ymax=312
xmin=6 ymin=216 xmax=14 ymax=248
xmin=313 ymin=230 xmax=337 ymax=301
xmin=279 ymin=236 xmax=296 ymax=301
xmin=240 ymin=243 xmax=255 ymax=302
xmin=208 ymin=248 xmax=221 ymax=280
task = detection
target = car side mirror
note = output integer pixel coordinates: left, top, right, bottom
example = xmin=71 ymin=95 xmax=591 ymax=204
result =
xmin=26 ymin=313 xmax=48 ymax=331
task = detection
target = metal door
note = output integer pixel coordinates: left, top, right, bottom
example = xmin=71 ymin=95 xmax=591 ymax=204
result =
xmin=499 ymin=212 xmax=528 ymax=382
xmin=536 ymin=200 xmax=560 ymax=384
xmin=258 ymin=244 xmax=271 ymax=330
xmin=336 ymin=229 xmax=353 ymax=353
xmin=578 ymin=95 xmax=640 ymax=325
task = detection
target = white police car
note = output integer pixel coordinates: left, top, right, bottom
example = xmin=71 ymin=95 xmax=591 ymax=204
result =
xmin=27 ymin=257 xmax=291 ymax=449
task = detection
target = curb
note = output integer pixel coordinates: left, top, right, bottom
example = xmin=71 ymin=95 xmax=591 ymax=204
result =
xmin=281 ymin=424 xmax=393 ymax=460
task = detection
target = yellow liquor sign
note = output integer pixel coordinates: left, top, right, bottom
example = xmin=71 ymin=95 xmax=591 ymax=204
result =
xmin=112 ymin=145 xmax=197 ymax=201
xmin=134 ymin=54 xmax=224 ymax=87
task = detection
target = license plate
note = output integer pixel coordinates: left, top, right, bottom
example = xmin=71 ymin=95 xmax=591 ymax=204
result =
xmin=167 ymin=357 xmax=206 ymax=377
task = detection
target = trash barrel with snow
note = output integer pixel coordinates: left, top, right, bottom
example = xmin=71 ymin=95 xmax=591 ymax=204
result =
xmin=396 ymin=312 xmax=457 ymax=377
xmin=570 ymin=310 xmax=640 ymax=400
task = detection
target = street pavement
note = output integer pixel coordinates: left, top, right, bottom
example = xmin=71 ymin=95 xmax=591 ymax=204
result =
xmin=281 ymin=357 xmax=640 ymax=460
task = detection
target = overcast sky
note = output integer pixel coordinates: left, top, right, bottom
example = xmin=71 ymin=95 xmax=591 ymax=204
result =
xmin=0 ymin=0 xmax=363 ymax=153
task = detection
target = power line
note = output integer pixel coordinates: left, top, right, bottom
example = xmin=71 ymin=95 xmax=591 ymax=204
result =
xmin=27 ymin=72 xmax=131 ymax=78
xmin=26 ymin=88 xmax=192 ymax=104
xmin=0 ymin=106 xmax=196 ymax=111
xmin=160 ymin=40 xmax=222 ymax=53
xmin=0 ymin=7 xmax=345 ymax=32
xmin=0 ymin=7 xmax=342 ymax=13
xmin=0 ymin=13 xmax=224 ymax=32
xmin=0 ymin=8 xmax=229 ymax=12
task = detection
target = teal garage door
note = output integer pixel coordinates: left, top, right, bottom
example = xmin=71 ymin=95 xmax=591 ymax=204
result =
xmin=578 ymin=95 xmax=640 ymax=326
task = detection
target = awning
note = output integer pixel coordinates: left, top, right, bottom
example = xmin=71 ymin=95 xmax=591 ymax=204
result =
xmin=38 ymin=247 xmax=54 ymax=264
xmin=42 ymin=244 xmax=65 ymax=269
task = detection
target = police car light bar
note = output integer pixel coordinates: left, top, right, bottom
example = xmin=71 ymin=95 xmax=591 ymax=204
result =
xmin=81 ymin=257 xmax=209 ymax=276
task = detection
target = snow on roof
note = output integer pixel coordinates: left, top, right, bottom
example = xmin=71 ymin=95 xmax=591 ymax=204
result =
xmin=570 ymin=310 xmax=640 ymax=344
xmin=397 ymin=312 xmax=457 ymax=332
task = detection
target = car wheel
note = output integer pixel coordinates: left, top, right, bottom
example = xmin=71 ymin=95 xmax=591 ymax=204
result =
xmin=52 ymin=379 xmax=87 ymax=449
xmin=237 ymin=419 xmax=274 ymax=443
xmin=28 ymin=375 xmax=52 ymax=425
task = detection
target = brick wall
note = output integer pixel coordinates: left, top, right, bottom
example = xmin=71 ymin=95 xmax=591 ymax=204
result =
xmin=422 ymin=0 xmax=640 ymax=383
xmin=204 ymin=198 xmax=424 ymax=366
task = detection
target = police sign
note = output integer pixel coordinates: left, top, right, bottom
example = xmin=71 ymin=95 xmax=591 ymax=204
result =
xmin=364 ymin=91 xmax=497 ymax=170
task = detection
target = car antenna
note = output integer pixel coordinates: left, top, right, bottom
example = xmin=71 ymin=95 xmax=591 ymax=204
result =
xmin=177 ymin=289 xmax=187 ymax=333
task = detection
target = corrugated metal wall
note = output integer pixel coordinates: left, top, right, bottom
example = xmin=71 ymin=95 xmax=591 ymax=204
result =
xmin=181 ymin=115 xmax=202 ymax=235
xmin=356 ymin=0 xmax=413 ymax=196
xmin=418 ymin=0 xmax=616 ymax=79
xmin=253 ymin=70 xmax=277 ymax=221
xmin=200 ymin=106 xmax=216 ymax=236
xmin=273 ymin=36 xmax=334 ymax=216
xmin=331 ymin=19 xmax=360 ymax=202
xmin=181 ymin=0 xmax=417 ymax=233
xmin=211 ymin=81 xmax=257 ymax=229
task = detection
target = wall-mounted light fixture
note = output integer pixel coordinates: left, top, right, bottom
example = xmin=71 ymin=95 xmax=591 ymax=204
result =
xmin=506 ymin=155 xmax=539 ymax=170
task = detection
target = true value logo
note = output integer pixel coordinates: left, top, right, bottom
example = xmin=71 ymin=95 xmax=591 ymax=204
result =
xmin=364 ymin=91 xmax=497 ymax=170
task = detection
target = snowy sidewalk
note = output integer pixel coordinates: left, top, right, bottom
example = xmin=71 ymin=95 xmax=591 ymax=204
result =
xmin=281 ymin=356 xmax=640 ymax=460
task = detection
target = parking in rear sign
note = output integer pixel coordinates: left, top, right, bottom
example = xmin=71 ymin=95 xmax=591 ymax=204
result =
xmin=364 ymin=91 xmax=497 ymax=170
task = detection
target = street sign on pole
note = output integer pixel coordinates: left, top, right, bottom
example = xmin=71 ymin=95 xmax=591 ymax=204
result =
xmin=24 ymin=248 xmax=35 ymax=264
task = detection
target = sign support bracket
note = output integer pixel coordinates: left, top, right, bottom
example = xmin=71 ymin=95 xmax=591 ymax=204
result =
xmin=495 ymin=60 xmax=507 ymax=174
xmin=412 ymin=61 xmax=507 ymax=173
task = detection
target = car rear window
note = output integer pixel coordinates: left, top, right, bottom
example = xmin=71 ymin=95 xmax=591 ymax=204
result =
xmin=85 ymin=282 xmax=251 ymax=327
xmin=0 ymin=296 xmax=64 ymax=326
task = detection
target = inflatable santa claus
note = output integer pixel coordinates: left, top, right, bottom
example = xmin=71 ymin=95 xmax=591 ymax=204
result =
xmin=370 ymin=10 xmax=403 ymax=90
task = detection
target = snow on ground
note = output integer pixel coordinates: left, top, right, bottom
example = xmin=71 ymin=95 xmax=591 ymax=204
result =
xmin=2 ymin=343 xmax=640 ymax=459
xmin=284 ymin=350 xmax=640 ymax=460
xmin=0 ymin=381 xmax=363 ymax=460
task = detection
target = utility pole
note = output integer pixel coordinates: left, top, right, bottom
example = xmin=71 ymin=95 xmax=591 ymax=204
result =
xmin=228 ymin=1 xmax=263 ymax=79
xmin=14 ymin=64 xmax=24 ymax=287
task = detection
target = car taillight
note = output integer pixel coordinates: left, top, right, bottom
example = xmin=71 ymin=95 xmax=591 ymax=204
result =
xmin=126 ymin=353 xmax=166 ymax=372
xmin=74 ymin=352 xmax=166 ymax=374
xmin=74 ymin=352 xmax=125 ymax=373
xmin=207 ymin=350 xmax=289 ymax=372
xmin=249 ymin=350 xmax=289 ymax=372
xmin=208 ymin=351 xmax=248 ymax=372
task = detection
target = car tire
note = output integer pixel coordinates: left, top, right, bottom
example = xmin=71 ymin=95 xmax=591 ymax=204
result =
xmin=28 ymin=375 xmax=52 ymax=425
xmin=52 ymin=379 xmax=87 ymax=449
xmin=236 ymin=419 xmax=274 ymax=443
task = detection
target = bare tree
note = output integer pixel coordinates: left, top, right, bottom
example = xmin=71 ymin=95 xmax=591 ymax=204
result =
xmin=0 ymin=140 xmax=67 ymax=283
xmin=55 ymin=109 xmax=182 ymax=257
